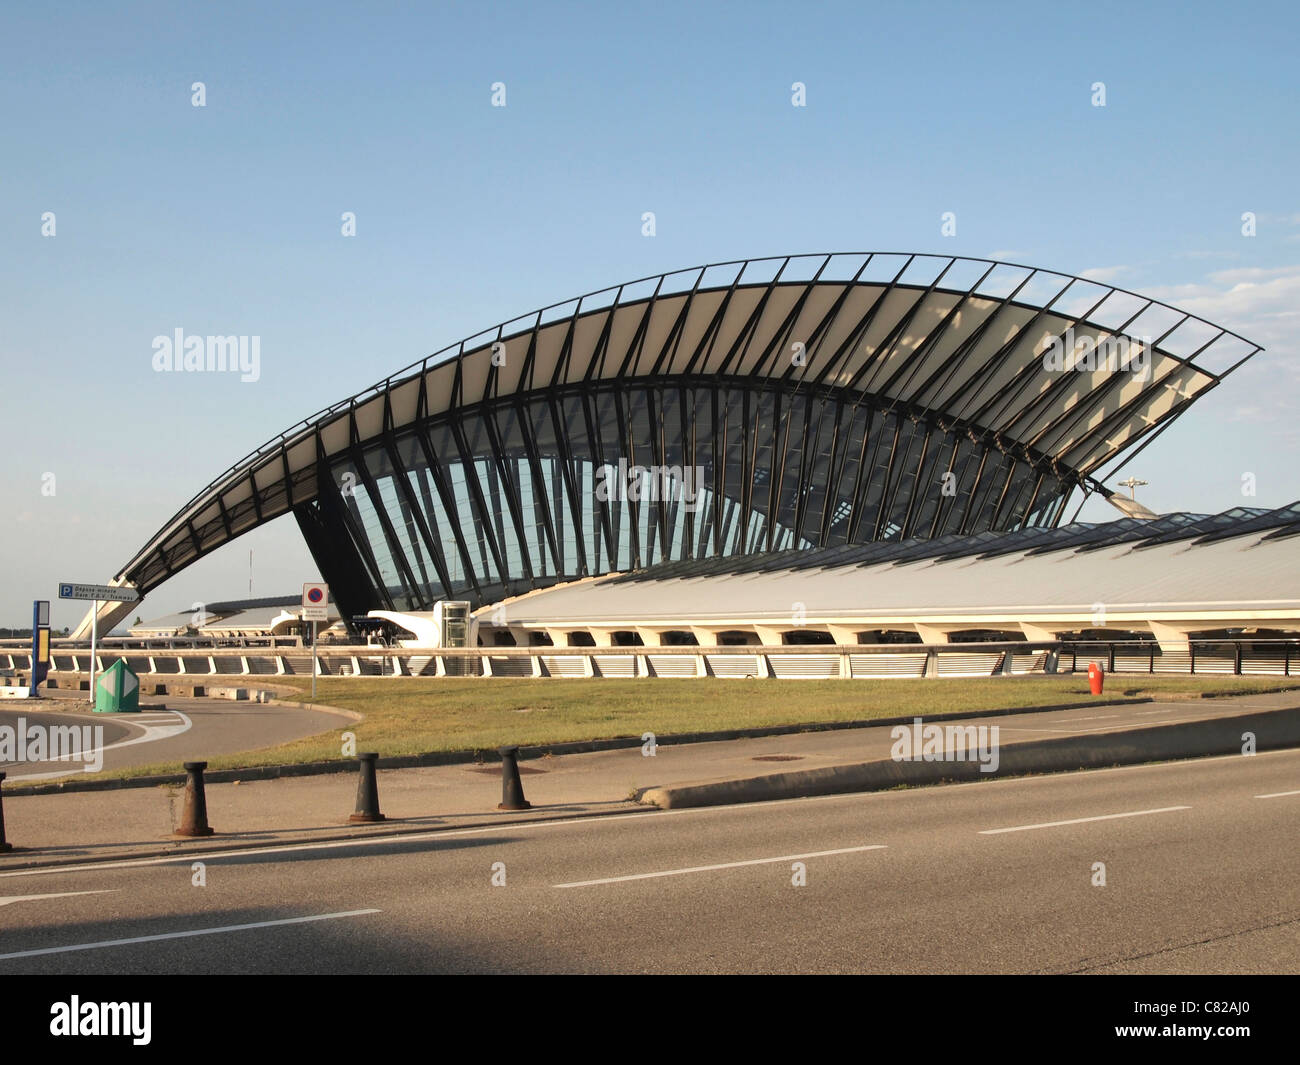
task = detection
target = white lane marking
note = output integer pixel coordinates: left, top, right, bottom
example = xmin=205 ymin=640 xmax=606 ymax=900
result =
xmin=0 ymin=889 xmax=115 ymax=907
xmin=4 ymin=711 xmax=193 ymax=781
xmin=979 ymin=805 xmax=1192 ymax=835
xmin=1255 ymin=789 xmax=1300 ymax=799
xmin=0 ymin=813 xmax=675 ymax=879
xmin=555 ymin=845 xmax=886 ymax=888
xmin=0 ymin=908 xmax=382 ymax=961
xmin=997 ymin=724 xmax=1158 ymax=735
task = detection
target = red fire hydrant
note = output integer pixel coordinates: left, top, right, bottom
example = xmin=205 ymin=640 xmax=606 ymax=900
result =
xmin=1088 ymin=661 xmax=1104 ymax=695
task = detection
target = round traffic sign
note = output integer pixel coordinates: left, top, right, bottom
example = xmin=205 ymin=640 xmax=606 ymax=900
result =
xmin=307 ymin=587 xmax=324 ymax=604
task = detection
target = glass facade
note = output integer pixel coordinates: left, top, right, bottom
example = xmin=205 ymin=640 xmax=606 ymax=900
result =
xmin=295 ymin=376 xmax=1071 ymax=615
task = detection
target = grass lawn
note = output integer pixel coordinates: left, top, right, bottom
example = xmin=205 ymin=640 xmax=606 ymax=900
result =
xmin=95 ymin=672 xmax=1300 ymax=780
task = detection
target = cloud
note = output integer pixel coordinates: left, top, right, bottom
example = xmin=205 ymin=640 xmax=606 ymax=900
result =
xmin=1174 ymin=249 xmax=1241 ymax=260
xmin=1079 ymin=265 xmax=1132 ymax=283
xmin=1206 ymin=264 xmax=1300 ymax=284
xmin=1143 ymin=264 xmax=1300 ymax=438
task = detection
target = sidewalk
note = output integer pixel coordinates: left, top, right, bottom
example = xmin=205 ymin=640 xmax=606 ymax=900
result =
xmin=1 ymin=691 xmax=1297 ymax=870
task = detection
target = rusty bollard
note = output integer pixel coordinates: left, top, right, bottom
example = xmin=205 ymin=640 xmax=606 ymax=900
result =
xmin=497 ymin=746 xmax=531 ymax=811
xmin=349 ymin=752 xmax=385 ymax=823
xmin=174 ymin=761 xmax=215 ymax=837
xmin=0 ymin=771 xmax=12 ymax=853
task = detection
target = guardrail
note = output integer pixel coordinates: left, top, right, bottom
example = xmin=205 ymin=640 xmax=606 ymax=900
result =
xmin=0 ymin=635 xmax=312 ymax=651
xmin=2 ymin=639 xmax=1296 ymax=684
xmin=2 ymin=641 xmax=1053 ymax=682
xmin=1062 ymin=639 xmax=1300 ymax=677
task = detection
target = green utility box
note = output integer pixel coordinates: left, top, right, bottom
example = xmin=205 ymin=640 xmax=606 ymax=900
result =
xmin=94 ymin=659 xmax=141 ymax=713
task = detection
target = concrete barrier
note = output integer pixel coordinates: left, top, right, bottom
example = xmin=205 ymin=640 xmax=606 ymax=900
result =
xmin=639 ymin=707 xmax=1300 ymax=809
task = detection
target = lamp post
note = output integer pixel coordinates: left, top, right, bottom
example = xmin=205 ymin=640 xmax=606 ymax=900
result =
xmin=1118 ymin=476 xmax=1148 ymax=501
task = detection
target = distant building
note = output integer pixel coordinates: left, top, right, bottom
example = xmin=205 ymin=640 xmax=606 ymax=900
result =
xmin=129 ymin=596 xmax=342 ymax=640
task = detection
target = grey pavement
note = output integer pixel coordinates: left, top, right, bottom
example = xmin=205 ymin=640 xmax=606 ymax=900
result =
xmin=0 ymin=689 xmax=348 ymax=780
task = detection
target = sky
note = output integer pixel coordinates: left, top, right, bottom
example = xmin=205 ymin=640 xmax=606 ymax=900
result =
xmin=1 ymin=0 xmax=1297 ymax=629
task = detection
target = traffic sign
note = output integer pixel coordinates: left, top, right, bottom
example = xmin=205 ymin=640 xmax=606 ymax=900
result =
xmin=58 ymin=583 xmax=140 ymax=603
xmin=302 ymin=582 xmax=329 ymax=621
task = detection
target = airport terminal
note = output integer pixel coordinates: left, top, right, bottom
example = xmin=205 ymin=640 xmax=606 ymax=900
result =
xmin=6 ymin=253 xmax=1299 ymax=681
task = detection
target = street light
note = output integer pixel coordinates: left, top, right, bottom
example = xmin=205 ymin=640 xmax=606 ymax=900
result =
xmin=1118 ymin=476 xmax=1148 ymax=501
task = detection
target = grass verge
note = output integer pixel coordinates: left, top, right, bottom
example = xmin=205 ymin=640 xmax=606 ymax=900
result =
xmin=87 ymin=673 xmax=1300 ymax=781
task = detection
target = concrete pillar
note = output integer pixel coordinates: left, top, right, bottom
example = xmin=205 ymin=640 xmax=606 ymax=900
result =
xmin=635 ymin=627 xmax=663 ymax=648
xmin=1149 ymin=621 xmax=1193 ymax=653
xmin=689 ymin=626 xmax=719 ymax=647
xmin=1020 ymin=622 xmax=1057 ymax=643
xmin=915 ymin=624 xmax=949 ymax=646
xmin=827 ymin=624 xmax=859 ymax=646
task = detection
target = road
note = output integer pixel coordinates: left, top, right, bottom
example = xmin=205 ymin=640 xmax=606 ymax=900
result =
xmin=0 ymin=748 xmax=1296 ymax=973
xmin=0 ymin=694 xmax=345 ymax=780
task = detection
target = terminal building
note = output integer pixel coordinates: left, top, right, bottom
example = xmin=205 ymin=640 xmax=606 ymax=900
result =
xmin=80 ymin=253 xmax=1298 ymax=658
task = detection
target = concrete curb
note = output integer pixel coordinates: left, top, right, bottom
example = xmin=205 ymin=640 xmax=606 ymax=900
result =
xmin=639 ymin=706 xmax=1300 ymax=809
xmin=1 ymin=695 xmax=1154 ymax=796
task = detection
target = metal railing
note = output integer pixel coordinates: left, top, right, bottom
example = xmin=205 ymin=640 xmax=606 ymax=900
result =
xmin=4 ymin=638 xmax=1296 ymax=683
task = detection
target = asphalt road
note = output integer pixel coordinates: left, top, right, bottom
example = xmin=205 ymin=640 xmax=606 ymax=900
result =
xmin=0 ymin=748 xmax=1296 ymax=974
xmin=0 ymin=711 xmax=132 ymax=773
xmin=0 ymin=696 xmax=345 ymax=779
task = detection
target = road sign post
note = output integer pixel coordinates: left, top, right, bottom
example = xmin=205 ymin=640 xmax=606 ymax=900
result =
xmin=59 ymin=583 xmax=140 ymax=704
xmin=302 ymin=583 xmax=329 ymax=702
xmin=90 ymin=600 xmax=97 ymax=702
xmin=30 ymin=601 xmax=50 ymax=698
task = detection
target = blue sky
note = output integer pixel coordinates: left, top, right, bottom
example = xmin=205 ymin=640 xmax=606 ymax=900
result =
xmin=2 ymin=0 xmax=1297 ymax=628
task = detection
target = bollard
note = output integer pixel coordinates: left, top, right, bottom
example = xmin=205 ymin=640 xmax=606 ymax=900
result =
xmin=497 ymin=746 xmax=532 ymax=811
xmin=0 ymin=771 xmax=12 ymax=853
xmin=1088 ymin=661 xmax=1105 ymax=695
xmin=349 ymin=752 xmax=386 ymax=823
xmin=174 ymin=761 xmax=215 ymax=837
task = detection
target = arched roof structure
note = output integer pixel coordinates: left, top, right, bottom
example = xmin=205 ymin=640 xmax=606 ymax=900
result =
xmin=109 ymin=253 xmax=1262 ymax=623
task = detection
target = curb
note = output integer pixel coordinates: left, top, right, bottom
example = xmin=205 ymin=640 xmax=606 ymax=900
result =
xmin=1 ymin=695 xmax=1153 ymax=796
xmin=639 ymin=706 xmax=1300 ymax=808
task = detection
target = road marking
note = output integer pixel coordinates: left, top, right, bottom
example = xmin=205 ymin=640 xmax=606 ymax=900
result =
xmin=554 ymin=845 xmax=886 ymax=888
xmin=1255 ymin=789 xmax=1300 ymax=799
xmin=0 ymin=813 xmax=675 ymax=879
xmin=0 ymin=889 xmax=115 ymax=907
xmin=979 ymin=806 xmax=1191 ymax=835
xmin=3 ymin=711 xmax=193 ymax=781
xmin=0 ymin=908 xmax=381 ymax=961
xmin=997 ymin=723 xmax=1164 ymax=736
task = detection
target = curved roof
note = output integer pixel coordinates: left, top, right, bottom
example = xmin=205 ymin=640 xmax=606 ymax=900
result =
xmin=116 ymin=252 xmax=1261 ymax=594
xmin=491 ymin=503 xmax=1300 ymax=629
